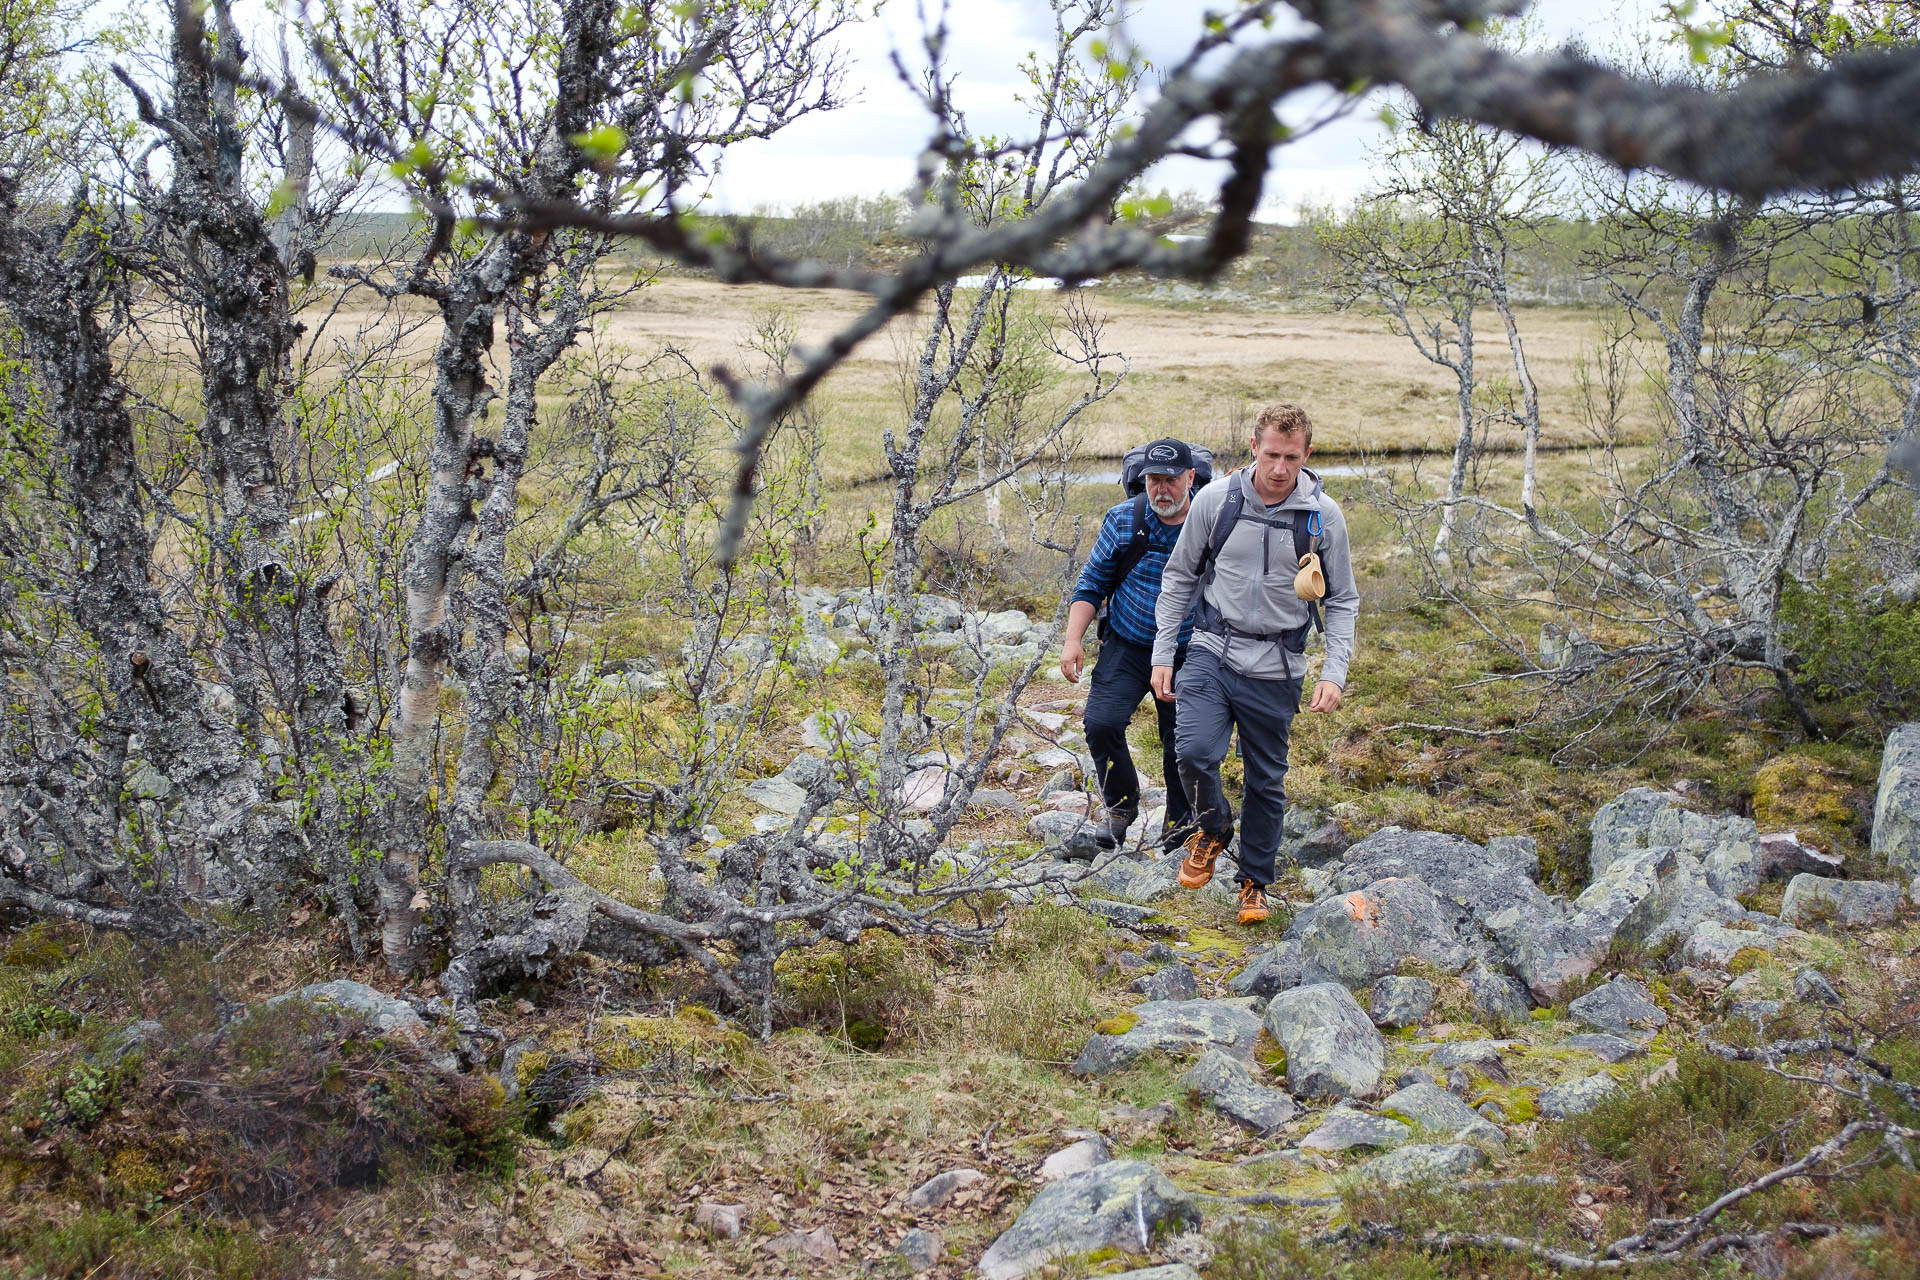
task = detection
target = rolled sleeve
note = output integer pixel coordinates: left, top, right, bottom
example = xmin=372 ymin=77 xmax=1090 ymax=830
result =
xmin=1316 ymin=500 xmax=1361 ymax=688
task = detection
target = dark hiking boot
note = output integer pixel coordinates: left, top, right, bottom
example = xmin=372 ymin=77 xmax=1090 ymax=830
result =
xmin=1160 ymin=819 xmax=1198 ymax=855
xmin=1061 ymin=829 xmax=1101 ymax=863
xmin=1178 ymin=828 xmax=1230 ymax=889
xmin=1237 ymin=881 xmax=1271 ymax=925
xmin=1095 ymin=807 xmax=1137 ymax=851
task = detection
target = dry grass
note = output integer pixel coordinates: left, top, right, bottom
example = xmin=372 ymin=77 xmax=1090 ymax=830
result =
xmin=294 ymin=273 xmax=1651 ymax=486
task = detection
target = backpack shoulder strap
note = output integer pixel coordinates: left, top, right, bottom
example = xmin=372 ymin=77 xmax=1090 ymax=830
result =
xmin=1289 ymin=504 xmax=1323 ymax=561
xmin=1104 ymin=493 xmax=1154 ymax=597
xmin=1198 ymin=478 xmax=1246 ymax=586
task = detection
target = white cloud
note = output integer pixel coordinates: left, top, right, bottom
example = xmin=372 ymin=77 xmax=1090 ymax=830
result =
xmin=711 ymin=0 xmax=1666 ymax=220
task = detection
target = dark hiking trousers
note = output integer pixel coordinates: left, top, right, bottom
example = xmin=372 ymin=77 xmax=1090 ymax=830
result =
xmin=1172 ymin=647 xmax=1302 ymax=888
xmin=1083 ymin=634 xmax=1192 ymax=835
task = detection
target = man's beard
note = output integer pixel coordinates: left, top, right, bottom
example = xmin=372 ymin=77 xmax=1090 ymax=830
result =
xmin=1148 ymin=492 xmax=1187 ymax=518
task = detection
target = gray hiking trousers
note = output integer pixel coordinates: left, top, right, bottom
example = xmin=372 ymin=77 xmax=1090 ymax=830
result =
xmin=1172 ymin=647 xmax=1301 ymax=888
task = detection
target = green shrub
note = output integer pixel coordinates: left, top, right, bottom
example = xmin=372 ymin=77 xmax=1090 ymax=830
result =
xmin=0 ymin=1207 xmax=306 ymax=1280
xmin=776 ymin=933 xmax=934 ymax=1048
xmin=1781 ymin=578 xmax=1920 ymax=725
xmin=1568 ymin=1047 xmax=1806 ymax=1217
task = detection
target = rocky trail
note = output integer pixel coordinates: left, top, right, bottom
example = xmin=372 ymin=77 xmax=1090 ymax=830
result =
xmin=7 ymin=591 xmax=1916 ymax=1279
xmin=659 ymin=625 xmax=1920 ymax=1277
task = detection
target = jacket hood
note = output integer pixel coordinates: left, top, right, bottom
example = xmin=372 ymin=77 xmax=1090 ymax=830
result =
xmin=1239 ymin=464 xmax=1325 ymax=511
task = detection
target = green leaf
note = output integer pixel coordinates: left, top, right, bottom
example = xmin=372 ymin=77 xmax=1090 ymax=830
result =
xmin=570 ymin=123 xmax=628 ymax=164
xmin=263 ymin=177 xmax=298 ymax=219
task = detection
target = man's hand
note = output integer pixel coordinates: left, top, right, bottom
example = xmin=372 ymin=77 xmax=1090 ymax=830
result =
xmin=1151 ymin=665 xmax=1175 ymax=702
xmin=1060 ymin=636 xmax=1085 ymax=683
xmin=1308 ymin=680 xmax=1343 ymax=713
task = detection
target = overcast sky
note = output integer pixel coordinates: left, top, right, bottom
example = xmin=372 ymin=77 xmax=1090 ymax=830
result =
xmin=709 ymin=0 xmax=1664 ymax=220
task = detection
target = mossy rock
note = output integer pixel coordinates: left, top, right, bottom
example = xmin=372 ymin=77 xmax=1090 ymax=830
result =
xmin=1727 ymin=947 xmax=1772 ymax=976
xmin=1094 ymin=1011 xmax=1140 ymax=1037
xmin=512 ymin=1048 xmax=555 ymax=1092
xmin=2 ymin=925 xmax=69 ymax=970
xmin=590 ymin=1011 xmax=749 ymax=1072
xmin=1184 ymin=926 xmax=1252 ymax=958
xmin=1751 ymin=755 xmax=1856 ymax=849
xmin=108 ymin=1147 xmax=172 ymax=1199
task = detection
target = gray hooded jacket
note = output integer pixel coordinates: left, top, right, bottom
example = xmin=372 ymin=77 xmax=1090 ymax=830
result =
xmin=1150 ymin=466 xmax=1359 ymax=685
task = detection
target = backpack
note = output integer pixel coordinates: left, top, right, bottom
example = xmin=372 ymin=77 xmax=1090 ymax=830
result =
xmin=1192 ymin=474 xmax=1325 ymax=648
xmin=1094 ymin=442 xmax=1214 ymax=643
xmin=1119 ymin=441 xmax=1215 ymax=498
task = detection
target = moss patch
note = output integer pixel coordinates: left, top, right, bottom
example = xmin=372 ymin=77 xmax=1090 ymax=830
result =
xmin=590 ymin=1011 xmax=750 ymax=1073
xmin=1751 ymin=753 xmax=1859 ymax=850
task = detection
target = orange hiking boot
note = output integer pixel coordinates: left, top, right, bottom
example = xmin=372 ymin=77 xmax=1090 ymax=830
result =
xmin=1177 ymin=829 xmax=1229 ymax=889
xmin=1237 ymin=881 xmax=1271 ymax=925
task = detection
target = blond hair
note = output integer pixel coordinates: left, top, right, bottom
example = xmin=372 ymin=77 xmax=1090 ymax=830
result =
xmin=1252 ymin=403 xmax=1314 ymax=448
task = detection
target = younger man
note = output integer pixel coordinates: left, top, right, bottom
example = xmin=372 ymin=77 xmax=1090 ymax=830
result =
xmin=1149 ymin=405 xmax=1359 ymax=923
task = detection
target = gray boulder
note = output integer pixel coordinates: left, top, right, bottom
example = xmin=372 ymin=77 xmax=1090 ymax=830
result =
xmin=1106 ymin=1268 xmax=1202 ymax=1280
xmin=1228 ymin=940 xmax=1305 ymax=999
xmin=1428 ymin=1042 xmax=1513 ymax=1091
xmin=1358 ymin=1142 xmax=1486 ymax=1184
xmin=263 ymin=980 xmax=453 ymax=1070
xmin=1299 ymin=1106 xmax=1409 ymax=1153
xmin=1589 ymin=787 xmax=1677 ymax=877
xmin=801 ymin=709 xmax=875 ymax=750
xmin=1029 ymin=809 xmax=1095 ymax=844
xmin=1369 ymin=975 xmax=1434 ymax=1030
xmin=974 ymin=609 xmax=1034 ymax=646
xmin=1378 ymin=1081 xmax=1506 ymax=1147
xmin=1039 ymin=1135 xmax=1111 ymax=1181
xmin=1568 ymin=977 xmax=1668 ymax=1044
xmin=1132 ymin=964 xmax=1200 ymax=1003
xmin=1873 ymin=724 xmax=1920 ymax=876
xmin=266 ymin=980 xmax=426 ymax=1037
xmin=1072 ymin=999 xmax=1263 ymax=1076
xmin=1466 ymin=965 xmax=1532 ymax=1027
xmin=970 ymin=788 xmax=1025 ymax=816
xmin=915 ymin=595 xmax=965 ymax=633
xmin=1287 ymin=876 xmax=1470 ymax=987
xmin=976 ymin=1161 xmax=1201 ymax=1280
xmin=1538 ymin=1073 xmax=1620 ymax=1119
xmin=1264 ymin=983 xmax=1386 ymax=1099
xmin=1332 ymin=828 xmax=1544 ymax=955
xmin=744 ymin=775 xmax=809 ymax=815
xmin=1282 ymin=807 xmax=1352 ymax=868
xmin=1793 ymin=966 xmax=1842 ymax=1006
xmin=1780 ymin=874 xmax=1903 ymax=928
xmin=1082 ymin=898 xmax=1161 ymax=928
xmin=1647 ymin=803 xmax=1763 ymax=900
xmin=1756 ymin=832 xmax=1844 ymax=880
xmin=792 ymin=633 xmax=842 ymax=674
xmin=908 ymin=1167 xmax=986 ymax=1210
xmin=1486 ymin=834 xmax=1542 ymax=881
xmin=1087 ymin=855 xmax=1183 ymax=903
xmin=1682 ymin=921 xmax=1780 ymax=969
xmin=101 ymin=1019 xmax=166 ymax=1066
xmin=1181 ymin=1048 xmax=1298 ymax=1133
xmin=897 ymin=1227 xmax=943 ymax=1272
xmin=1564 ymin=1033 xmax=1644 ymax=1064
xmin=1495 ymin=843 xmax=1670 ymax=1001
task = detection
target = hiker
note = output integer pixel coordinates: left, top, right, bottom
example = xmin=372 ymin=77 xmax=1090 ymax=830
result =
xmin=1149 ymin=403 xmax=1359 ymax=924
xmin=1058 ymin=438 xmax=1209 ymax=853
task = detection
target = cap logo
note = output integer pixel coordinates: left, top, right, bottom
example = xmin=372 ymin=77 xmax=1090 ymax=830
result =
xmin=1148 ymin=445 xmax=1178 ymax=460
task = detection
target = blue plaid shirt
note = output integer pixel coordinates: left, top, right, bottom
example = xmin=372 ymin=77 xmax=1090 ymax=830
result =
xmin=1073 ymin=498 xmax=1196 ymax=650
